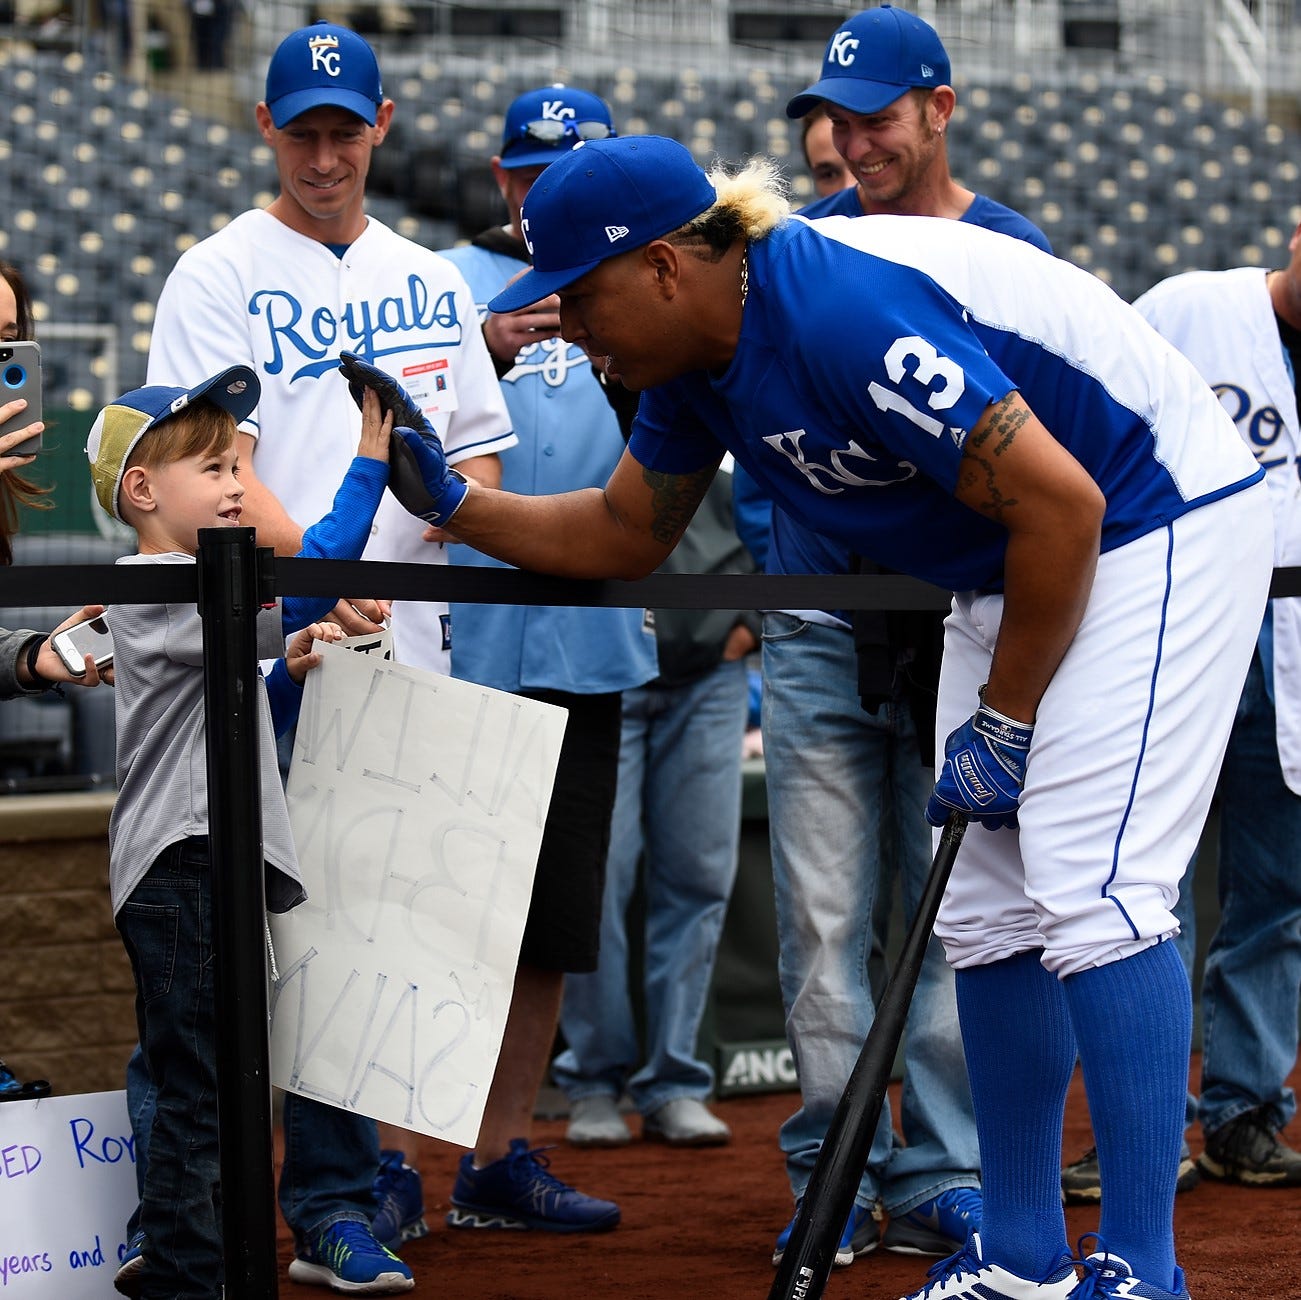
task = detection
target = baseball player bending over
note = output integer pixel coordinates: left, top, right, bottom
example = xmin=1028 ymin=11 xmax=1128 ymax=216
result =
xmin=349 ymin=137 xmax=1271 ymax=1300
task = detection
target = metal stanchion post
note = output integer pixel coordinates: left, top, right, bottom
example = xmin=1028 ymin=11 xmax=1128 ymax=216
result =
xmin=197 ymin=526 xmax=278 ymax=1299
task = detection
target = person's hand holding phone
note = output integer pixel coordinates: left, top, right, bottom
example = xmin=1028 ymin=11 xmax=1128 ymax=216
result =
xmin=37 ymin=605 xmax=114 ymax=687
xmin=0 ymin=341 xmax=43 ymax=460
xmin=0 ymin=403 xmax=42 ymax=472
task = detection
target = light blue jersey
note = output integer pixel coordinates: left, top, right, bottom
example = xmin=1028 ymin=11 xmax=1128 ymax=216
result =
xmin=632 ymin=216 xmax=1262 ymax=593
xmin=444 ymin=241 xmax=658 ymax=694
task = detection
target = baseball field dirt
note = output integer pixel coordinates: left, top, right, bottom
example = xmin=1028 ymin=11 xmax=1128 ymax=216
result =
xmin=275 ymin=1053 xmax=1301 ymax=1298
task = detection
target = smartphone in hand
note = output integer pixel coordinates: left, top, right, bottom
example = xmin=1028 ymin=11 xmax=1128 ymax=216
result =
xmin=51 ymin=613 xmax=114 ymax=676
xmin=0 ymin=341 xmax=42 ymax=456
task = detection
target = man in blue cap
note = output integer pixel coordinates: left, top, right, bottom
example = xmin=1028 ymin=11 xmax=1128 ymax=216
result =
xmin=339 ymin=129 xmax=1271 ymax=1300
xmin=137 ymin=20 xmax=515 ymax=1296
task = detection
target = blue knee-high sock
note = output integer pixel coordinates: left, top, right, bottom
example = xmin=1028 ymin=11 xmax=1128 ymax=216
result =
xmin=1063 ymin=939 xmax=1190 ymax=1292
xmin=955 ymin=950 xmax=1075 ymax=1278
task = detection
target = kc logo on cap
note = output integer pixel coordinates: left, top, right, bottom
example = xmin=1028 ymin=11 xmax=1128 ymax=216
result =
xmin=308 ymin=32 xmax=341 ymax=77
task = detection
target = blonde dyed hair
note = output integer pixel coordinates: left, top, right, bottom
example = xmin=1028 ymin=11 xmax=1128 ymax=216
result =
xmin=665 ymin=156 xmax=791 ymax=262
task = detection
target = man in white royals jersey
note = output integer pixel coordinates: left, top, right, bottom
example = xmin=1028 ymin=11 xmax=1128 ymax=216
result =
xmin=1132 ymin=221 xmax=1301 ymax=1190
xmin=140 ymin=21 xmax=514 ymax=1297
xmin=387 ymin=136 xmax=1274 ymax=1300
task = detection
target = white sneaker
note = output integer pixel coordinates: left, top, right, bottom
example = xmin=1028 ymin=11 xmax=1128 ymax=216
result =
xmin=897 ymin=1233 xmax=1076 ymax=1300
xmin=642 ymin=1098 xmax=731 ymax=1147
xmin=566 ymin=1094 xmax=631 ymax=1147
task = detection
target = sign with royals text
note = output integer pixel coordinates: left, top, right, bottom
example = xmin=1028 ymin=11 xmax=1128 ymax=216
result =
xmin=270 ymin=641 xmax=566 ymax=1147
xmin=0 ymin=1091 xmax=138 ymax=1298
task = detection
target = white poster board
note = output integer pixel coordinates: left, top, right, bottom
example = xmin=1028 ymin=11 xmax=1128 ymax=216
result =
xmin=0 ymin=1091 xmax=137 ymax=1298
xmin=270 ymin=641 xmax=567 ymax=1147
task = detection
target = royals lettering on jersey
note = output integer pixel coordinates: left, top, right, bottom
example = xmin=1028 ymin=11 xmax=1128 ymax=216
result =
xmin=249 ymin=273 xmax=463 ymax=383
xmin=1214 ymin=383 xmax=1289 ymax=469
xmin=631 ymin=216 xmax=1262 ymax=593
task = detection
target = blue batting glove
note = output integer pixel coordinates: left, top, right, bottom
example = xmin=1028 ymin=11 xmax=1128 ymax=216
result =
xmin=925 ymin=702 xmax=1033 ymax=831
xmin=391 ymin=426 xmax=468 ymax=526
xmin=338 ymin=351 xmax=432 ymax=437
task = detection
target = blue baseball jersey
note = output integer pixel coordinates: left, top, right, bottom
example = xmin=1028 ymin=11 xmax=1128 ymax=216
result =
xmin=769 ymin=193 xmax=1053 ymax=614
xmin=630 ymin=216 xmax=1263 ymax=593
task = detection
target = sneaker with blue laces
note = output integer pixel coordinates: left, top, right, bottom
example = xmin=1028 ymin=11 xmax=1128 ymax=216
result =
xmin=772 ymin=1198 xmax=880 ymax=1267
xmin=1071 ymin=1242 xmax=1189 ymax=1299
xmin=286 ymin=1219 xmax=414 ymax=1294
xmin=113 ymin=1230 xmax=145 ymax=1297
xmin=446 ymin=1138 xmax=620 ymax=1232
xmin=883 ymin=1187 xmax=983 ymax=1256
xmin=371 ymin=1150 xmax=429 ymax=1252
xmin=895 ymin=1232 xmax=1077 ymax=1300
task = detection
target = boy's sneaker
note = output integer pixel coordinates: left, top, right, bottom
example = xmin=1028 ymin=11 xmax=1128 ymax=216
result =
xmin=0 ymin=1059 xmax=50 ymax=1103
xmin=883 ymin=1187 xmax=982 ymax=1256
xmin=772 ymin=1199 xmax=880 ymax=1267
xmin=371 ymin=1150 xmax=429 ymax=1252
xmin=1062 ymin=1147 xmax=1200 ymax=1204
xmin=895 ymin=1232 xmax=1077 ymax=1300
xmin=1197 ymin=1106 xmax=1301 ymax=1186
xmin=286 ymin=1219 xmax=414 ymax=1294
xmin=113 ymin=1231 xmax=146 ymax=1297
xmin=446 ymin=1138 xmax=620 ymax=1232
xmin=1075 ymin=1247 xmax=1190 ymax=1299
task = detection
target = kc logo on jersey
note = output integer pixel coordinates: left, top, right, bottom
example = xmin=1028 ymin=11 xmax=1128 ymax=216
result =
xmin=762 ymin=427 xmax=916 ymax=494
xmin=308 ymin=33 xmax=341 ymax=77
xmin=828 ymin=31 xmax=860 ymax=67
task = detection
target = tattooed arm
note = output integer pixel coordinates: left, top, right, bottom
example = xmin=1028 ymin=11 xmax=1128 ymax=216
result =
xmin=441 ymin=446 xmax=719 ymax=580
xmin=954 ymin=391 xmax=1105 ymax=722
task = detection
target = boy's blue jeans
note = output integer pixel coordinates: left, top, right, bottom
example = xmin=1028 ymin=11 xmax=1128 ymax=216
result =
xmin=121 ymin=844 xmax=379 ymax=1290
xmin=117 ymin=837 xmax=223 ymax=1300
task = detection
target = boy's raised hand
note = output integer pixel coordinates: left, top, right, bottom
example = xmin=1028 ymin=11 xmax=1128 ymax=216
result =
xmin=285 ymin=621 xmax=346 ymax=685
xmin=357 ymin=388 xmax=393 ymax=463
xmin=337 ymin=352 xmax=466 ymax=526
xmin=338 ymin=352 xmax=431 ymax=437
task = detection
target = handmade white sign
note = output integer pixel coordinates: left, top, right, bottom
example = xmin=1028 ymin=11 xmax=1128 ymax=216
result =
xmin=0 ymin=1091 xmax=138 ymax=1298
xmin=270 ymin=641 xmax=567 ymax=1146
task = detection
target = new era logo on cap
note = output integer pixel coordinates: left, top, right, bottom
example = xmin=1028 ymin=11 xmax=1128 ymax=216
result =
xmin=605 ymin=225 xmax=630 ymax=243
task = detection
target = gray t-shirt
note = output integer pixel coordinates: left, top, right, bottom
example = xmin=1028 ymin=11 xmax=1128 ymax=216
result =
xmin=107 ymin=552 xmax=302 ymax=917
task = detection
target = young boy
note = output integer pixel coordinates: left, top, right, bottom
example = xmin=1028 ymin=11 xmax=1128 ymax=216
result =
xmin=86 ymin=364 xmax=410 ymax=1299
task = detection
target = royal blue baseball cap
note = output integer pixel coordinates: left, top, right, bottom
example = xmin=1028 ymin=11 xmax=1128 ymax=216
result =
xmin=264 ymin=21 xmax=383 ymax=128
xmin=499 ymin=84 xmax=617 ymax=170
xmin=86 ymin=366 xmax=259 ymax=520
xmin=487 ymin=136 xmax=716 ymax=315
xmin=786 ymin=5 xmax=951 ymax=119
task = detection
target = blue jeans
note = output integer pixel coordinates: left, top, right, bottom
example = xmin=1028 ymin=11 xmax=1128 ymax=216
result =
xmin=1195 ymin=651 xmax=1301 ymax=1134
xmin=116 ymin=838 xmax=223 ymax=1299
xmin=553 ymin=659 xmax=749 ymax=1113
xmin=761 ymin=615 xmax=979 ymax=1216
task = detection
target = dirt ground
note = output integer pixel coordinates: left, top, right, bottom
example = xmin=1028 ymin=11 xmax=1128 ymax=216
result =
xmin=275 ymin=1054 xmax=1301 ymax=1299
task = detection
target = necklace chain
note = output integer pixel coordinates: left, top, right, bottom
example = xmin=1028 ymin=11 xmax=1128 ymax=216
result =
xmin=740 ymin=247 xmax=749 ymax=308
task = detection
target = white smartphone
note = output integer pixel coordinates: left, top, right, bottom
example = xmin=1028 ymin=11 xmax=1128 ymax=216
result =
xmin=51 ymin=613 xmax=114 ymax=676
xmin=0 ymin=341 xmax=42 ymax=457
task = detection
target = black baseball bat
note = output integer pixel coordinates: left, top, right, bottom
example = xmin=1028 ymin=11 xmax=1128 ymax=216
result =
xmin=767 ymin=811 xmax=968 ymax=1300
